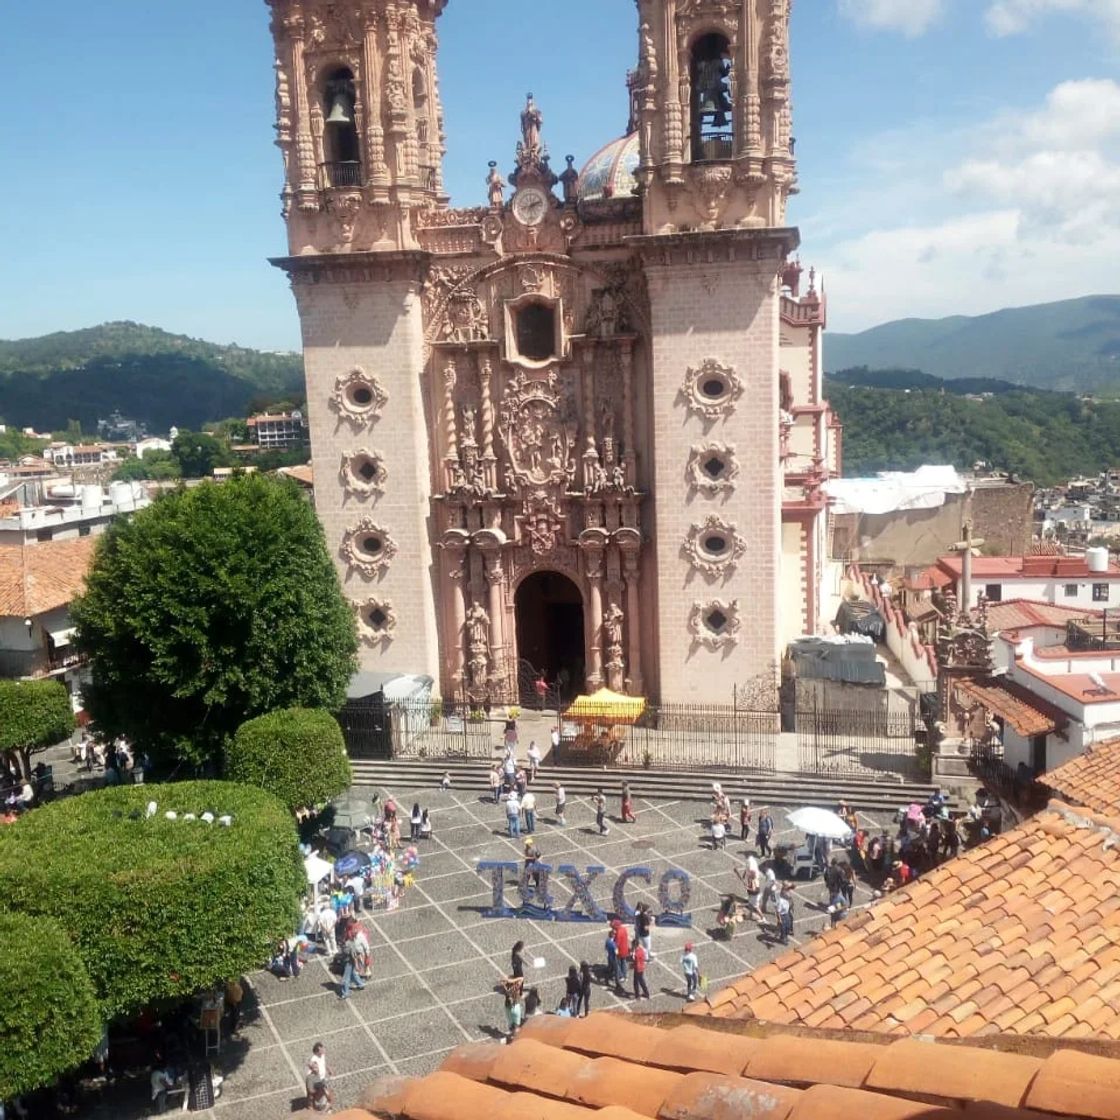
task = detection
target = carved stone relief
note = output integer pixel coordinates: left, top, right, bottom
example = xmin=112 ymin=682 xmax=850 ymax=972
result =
xmin=689 ymin=599 xmax=742 ymax=650
xmin=686 ymin=443 xmax=740 ymax=494
xmin=679 ymin=358 xmax=743 ymax=420
xmin=339 ymin=449 xmax=388 ymax=497
xmin=499 ymin=369 xmax=577 ymax=489
xmin=330 ymin=367 xmax=389 ymax=426
xmin=690 ymin=164 xmax=733 ymax=226
xmin=441 ymin=287 xmax=489 ymax=343
xmin=341 ymin=517 xmax=398 ymax=577
xmin=683 ymin=515 xmax=747 ymax=577
xmin=355 ymin=596 xmax=397 ymax=645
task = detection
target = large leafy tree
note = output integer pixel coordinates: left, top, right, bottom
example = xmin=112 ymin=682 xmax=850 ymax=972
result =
xmin=228 ymin=708 xmax=351 ymax=812
xmin=0 ymin=782 xmax=304 ymax=1020
xmin=0 ymin=912 xmax=103 ymax=1099
xmin=72 ymin=474 xmax=357 ymax=770
xmin=171 ymin=430 xmax=232 ymax=478
xmin=0 ymin=679 xmax=76 ymax=778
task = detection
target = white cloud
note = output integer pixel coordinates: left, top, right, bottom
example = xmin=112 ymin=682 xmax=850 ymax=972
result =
xmin=838 ymin=0 xmax=945 ymax=37
xmin=985 ymin=0 xmax=1120 ymax=40
xmin=811 ymin=79 xmax=1120 ymax=330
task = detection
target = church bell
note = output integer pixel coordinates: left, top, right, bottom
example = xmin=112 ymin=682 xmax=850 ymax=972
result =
xmin=325 ymin=90 xmax=354 ymax=125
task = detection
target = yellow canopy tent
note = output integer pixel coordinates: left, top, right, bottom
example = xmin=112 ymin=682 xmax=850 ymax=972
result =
xmin=564 ymin=688 xmax=646 ymax=725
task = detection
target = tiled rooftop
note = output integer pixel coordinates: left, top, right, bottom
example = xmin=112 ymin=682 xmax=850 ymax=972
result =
xmin=0 ymin=536 xmax=98 ymax=617
xmin=1044 ymin=736 xmax=1120 ymax=815
xmin=345 ymin=1013 xmax=1120 ymax=1119
xmin=954 ymin=677 xmax=1067 ymax=737
xmin=690 ymin=800 xmax=1120 ymax=1041
xmin=985 ymin=598 xmax=1100 ymax=633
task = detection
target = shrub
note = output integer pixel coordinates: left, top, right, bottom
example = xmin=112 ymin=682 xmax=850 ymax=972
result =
xmin=0 ymin=781 xmax=304 ymax=1020
xmin=0 ymin=678 xmax=76 ymax=776
xmin=0 ymin=912 xmax=102 ymax=1100
xmin=227 ymin=708 xmax=350 ymax=812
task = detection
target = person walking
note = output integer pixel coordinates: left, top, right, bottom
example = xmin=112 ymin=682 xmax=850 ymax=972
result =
xmin=632 ymin=941 xmax=650 ymax=1000
xmin=527 ymin=740 xmax=542 ymax=783
xmin=555 ymin=782 xmax=567 ymax=826
xmin=613 ymin=919 xmax=630 ymax=990
xmin=550 ymin=725 xmax=560 ymax=756
xmin=306 ymin=1042 xmax=334 ymax=1111
xmin=757 ymin=808 xmax=774 ymax=858
xmin=620 ymin=782 xmax=637 ymax=824
xmin=510 ymin=939 xmax=526 ymax=981
xmin=577 ymin=960 xmax=592 ymax=1018
xmin=760 ymin=867 xmax=778 ymax=915
xmin=409 ymin=803 xmax=422 ymax=841
xmin=603 ymin=924 xmax=618 ymax=988
xmin=502 ymin=976 xmax=525 ymax=1041
xmin=563 ymin=965 xmax=581 ymax=1014
xmin=594 ymin=788 xmax=609 ymax=835
xmin=711 ymin=816 xmax=727 ymax=850
xmin=489 ymin=765 xmax=502 ymax=804
xmin=522 ymin=789 xmax=537 ymax=834
xmin=681 ymin=942 xmax=700 ymax=1002
xmin=339 ymin=930 xmax=367 ymax=999
xmin=739 ymin=799 xmax=752 ymax=843
xmin=775 ymin=882 xmax=794 ymax=945
xmin=506 ymin=790 xmax=521 ymax=838
xmin=634 ymin=902 xmax=653 ymax=959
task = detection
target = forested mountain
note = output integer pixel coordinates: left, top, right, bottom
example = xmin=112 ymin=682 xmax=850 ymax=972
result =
xmin=826 ymin=368 xmax=1120 ymax=485
xmin=0 ymin=323 xmax=304 ymax=432
xmin=826 ymin=295 xmax=1120 ymax=391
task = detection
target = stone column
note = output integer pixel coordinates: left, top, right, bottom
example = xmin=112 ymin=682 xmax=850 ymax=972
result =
xmin=620 ymin=342 xmax=636 ymax=485
xmin=286 ymin=18 xmax=317 ymax=200
xmin=586 ymin=549 xmax=604 ymax=688
xmin=477 ymin=353 xmax=497 ymax=490
xmin=624 ymin=553 xmax=643 ymax=694
xmin=442 ymin=358 xmax=458 ymax=489
xmin=446 ymin=547 xmax=467 ymax=697
xmin=581 ymin=347 xmax=599 ymax=489
xmin=362 ymin=14 xmax=389 ymax=186
xmin=485 ymin=553 xmax=506 ymax=694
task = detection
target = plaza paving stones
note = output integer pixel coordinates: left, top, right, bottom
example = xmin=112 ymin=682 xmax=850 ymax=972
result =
xmin=76 ymin=785 xmax=890 ymax=1119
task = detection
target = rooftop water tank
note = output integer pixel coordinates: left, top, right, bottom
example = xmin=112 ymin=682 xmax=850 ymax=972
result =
xmin=81 ymin=484 xmax=104 ymax=511
xmin=1087 ymin=546 xmax=1110 ymax=573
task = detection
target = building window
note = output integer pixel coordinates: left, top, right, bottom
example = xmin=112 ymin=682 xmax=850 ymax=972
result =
xmin=984 ymin=584 xmax=1002 ymax=602
xmin=322 ymin=67 xmax=361 ymax=187
xmin=1094 ymin=583 xmax=1110 ymax=602
xmin=79 ymin=525 xmax=91 ymax=538
xmin=515 ymin=302 xmax=557 ymax=363
xmin=691 ymin=33 xmax=733 ymax=162
xmin=36 ymin=528 xmax=52 ymax=542
xmin=1064 ymin=583 xmax=1078 ymax=597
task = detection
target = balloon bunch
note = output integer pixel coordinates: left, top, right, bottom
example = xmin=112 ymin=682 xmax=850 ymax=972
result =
xmin=398 ymin=846 xmax=420 ymax=873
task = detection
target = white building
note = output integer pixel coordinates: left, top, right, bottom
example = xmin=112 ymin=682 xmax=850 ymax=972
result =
xmin=0 ymin=481 xmax=149 ymax=546
xmin=246 ymin=411 xmax=307 ymax=450
xmin=135 ymin=437 xmax=172 ymax=459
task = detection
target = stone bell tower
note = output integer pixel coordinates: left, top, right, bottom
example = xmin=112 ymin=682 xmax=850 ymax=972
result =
xmin=267 ymin=0 xmax=450 ymax=680
xmin=633 ymin=0 xmax=800 ymax=699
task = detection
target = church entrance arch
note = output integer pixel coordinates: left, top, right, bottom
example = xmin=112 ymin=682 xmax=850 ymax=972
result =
xmin=514 ymin=571 xmax=586 ymax=702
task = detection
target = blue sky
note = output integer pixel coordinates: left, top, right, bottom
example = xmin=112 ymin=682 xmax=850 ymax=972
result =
xmin=0 ymin=0 xmax=1116 ymax=350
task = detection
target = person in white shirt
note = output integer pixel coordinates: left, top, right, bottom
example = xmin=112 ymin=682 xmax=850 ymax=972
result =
xmin=681 ymin=943 xmax=700 ymax=1002
xmin=505 ymin=791 xmax=521 ymax=837
xmin=554 ymin=783 xmax=567 ymax=827
xmin=521 ymin=790 xmax=537 ymax=833
xmin=711 ymin=818 xmax=726 ymax=850
xmin=526 ymin=741 xmax=542 ymax=782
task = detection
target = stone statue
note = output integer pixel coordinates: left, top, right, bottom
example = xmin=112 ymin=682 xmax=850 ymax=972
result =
xmin=486 ymin=161 xmax=504 ymax=208
xmin=466 ymin=603 xmax=490 ymax=650
xmin=521 ymin=93 xmax=542 ymax=153
xmin=604 ymin=604 xmax=624 ymax=649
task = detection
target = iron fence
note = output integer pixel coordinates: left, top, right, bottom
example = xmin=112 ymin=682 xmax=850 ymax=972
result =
xmin=794 ymin=703 xmax=924 ymax=780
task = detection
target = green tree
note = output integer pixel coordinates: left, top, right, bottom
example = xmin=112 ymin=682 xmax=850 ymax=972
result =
xmin=0 ymin=679 xmax=75 ymax=778
xmin=171 ymin=430 xmax=232 ymax=477
xmin=228 ymin=708 xmax=351 ymax=812
xmin=0 ymin=781 xmax=304 ymax=1020
xmin=0 ymin=913 xmax=102 ymax=1099
xmin=111 ymin=449 xmax=182 ymax=483
xmin=72 ymin=474 xmax=357 ymax=770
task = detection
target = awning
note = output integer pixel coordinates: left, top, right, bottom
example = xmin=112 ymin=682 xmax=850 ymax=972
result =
xmin=564 ymin=688 xmax=646 ymax=725
xmin=955 ymin=678 xmax=1067 ymax=738
xmin=48 ymin=627 xmax=75 ymax=648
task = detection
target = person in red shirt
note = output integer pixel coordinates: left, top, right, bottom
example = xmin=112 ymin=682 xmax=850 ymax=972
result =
xmin=612 ymin=919 xmax=630 ymax=990
xmin=632 ymin=942 xmax=650 ymax=999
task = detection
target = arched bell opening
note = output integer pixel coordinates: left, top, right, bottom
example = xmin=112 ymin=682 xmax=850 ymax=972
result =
xmin=322 ymin=66 xmax=361 ymax=187
xmin=690 ymin=32 xmax=733 ymax=163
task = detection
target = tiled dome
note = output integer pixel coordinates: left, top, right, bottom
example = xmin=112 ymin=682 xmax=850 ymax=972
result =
xmin=578 ymin=132 xmax=639 ymax=202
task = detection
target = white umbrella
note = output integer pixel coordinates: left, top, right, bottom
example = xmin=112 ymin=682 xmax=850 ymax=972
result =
xmin=786 ymin=806 xmax=851 ymax=840
xmin=303 ymin=854 xmax=334 ymax=897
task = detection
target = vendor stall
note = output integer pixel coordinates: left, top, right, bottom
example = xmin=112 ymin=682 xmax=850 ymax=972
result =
xmin=561 ymin=689 xmax=646 ymax=765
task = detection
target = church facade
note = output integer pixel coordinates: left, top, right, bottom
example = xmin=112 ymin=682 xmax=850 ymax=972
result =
xmin=266 ymin=0 xmax=840 ymax=705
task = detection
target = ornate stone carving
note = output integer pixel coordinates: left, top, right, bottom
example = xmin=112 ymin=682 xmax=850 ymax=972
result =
xmin=339 ymin=449 xmax=388 ymax=497
xmin=679 ymin=358 xmax=743 ymax=420
xmin=499 ymin=369 xmax=577 ymax=488
xmin=441 ymin=287 xmax=489 ymax=343
xmin=465 ymin=602 xmax=491 ymax=688
xmin=340 ymin=517 xmax=398 ymax=577
xmin=328 ymin=191 xmax=363 ymax=243
xmin=690 ymin=164 xmax=733 ymax=226
xmin=330 ymin=367 xmax=389 ymax=426
xmin=355 ymin=596 xmax=397 ymax=645
xmin=683 ymin=515 xmax=747 ymax=576
xmin=521 ymin=489 xmax=566 ymax=556
xmin=764 ymin=0 xmax=791 ymax=83
xmin=689 ymin=599 xmax=742 ymax=650
xmin=686 ymin=442 xmax=740 ymax=494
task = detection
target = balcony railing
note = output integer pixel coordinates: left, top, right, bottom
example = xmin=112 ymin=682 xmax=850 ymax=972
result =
xmin=693 ymin=133 xmax=734 ymax=162
xmin=320 ymin=161 xmax=363 ymax=189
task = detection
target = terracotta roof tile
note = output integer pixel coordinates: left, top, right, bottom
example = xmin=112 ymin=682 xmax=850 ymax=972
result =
xmin=658 ymin=1071 xmax=799 ymax=1120
xmin=563 ymin=1056 xmax=680 ymax=1116
xmin=1043 ymin=736 xmax=1120 ymax=814
xmin=790 ymin=1084 xmax=952 ymax=1120
xmin=694 ymin=800 xmax=1120 ymax=1041
xmin=985 ymin=598 xmax=1100 ymax=632
xmin=954 ymin=677 xmax=1066 ymax=737
xmin=744 ymin=1035 xmax=881 ymax=1089
xmin=1025 ymin=1049 xmax=1120 ymax=1120
xmin=646 ymin=1024 xmax=760 ymax=1077
xmin=0 ymin=536 xmax=97 ymax=617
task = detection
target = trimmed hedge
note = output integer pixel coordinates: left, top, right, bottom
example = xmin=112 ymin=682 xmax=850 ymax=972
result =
xmin=0 ymin=781 xmax=304 ymax=1020
xmin=227 ymin=708 xmax=351 ymax=812
xmin=0 ymin=678 xmax=75 ymax=755
xmin=0 ymin=912 xmax=102 ymax=1099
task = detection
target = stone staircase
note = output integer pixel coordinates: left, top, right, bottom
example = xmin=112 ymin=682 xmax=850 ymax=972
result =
xmin=349 ymin=757 xmax=947 ymax=815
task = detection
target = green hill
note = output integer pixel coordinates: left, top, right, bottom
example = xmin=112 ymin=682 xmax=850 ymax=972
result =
xmin=825 ymin=369 xmax=1120 ymax=486
xmin=826 ymin=295 xmax=1120 ymax=391
xmin=0 ymin=322 xmax=304 ymax=432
